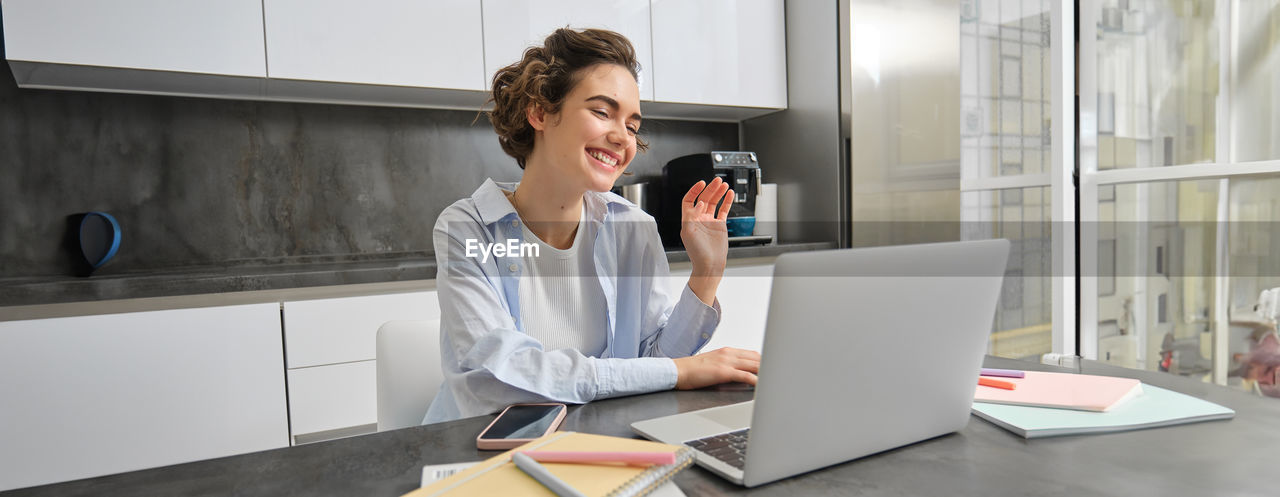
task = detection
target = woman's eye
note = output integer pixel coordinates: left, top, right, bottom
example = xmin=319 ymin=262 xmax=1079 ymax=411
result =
xmin=592 ymin=109 xmax=608 ymax=118
xmin=627 ymin=126 xmax=639 ymax=135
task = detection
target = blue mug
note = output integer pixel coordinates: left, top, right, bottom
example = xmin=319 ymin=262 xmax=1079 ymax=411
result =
xmin=726 ymin=217 xmax=756 ymax=238
xmin=67 ymin=211 xmax=121 ymax=276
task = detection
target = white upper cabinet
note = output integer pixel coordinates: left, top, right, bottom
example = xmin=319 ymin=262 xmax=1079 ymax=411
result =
xmin=650 ymin=0 xmax=786 ymax=109
xmin=2 ymin=0 xmax=786 ymax=117
xmin=263 ymin=0 xmax=485 ymax=91
xmin=481 ymin=0 xmax=655 ymax=101
xmin=2 ymin=0 xmax=265 ymax=77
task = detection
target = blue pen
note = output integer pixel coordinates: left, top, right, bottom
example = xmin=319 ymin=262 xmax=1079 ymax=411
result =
xmin=980 ymin=367 xmax=1026 ymax=378
xmin=513 ymin=452 xmax=588 ymax=497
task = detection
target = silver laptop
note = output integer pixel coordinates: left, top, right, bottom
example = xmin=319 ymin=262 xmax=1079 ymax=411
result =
xmin=632 ymin=240 xmax=1011 ymax=487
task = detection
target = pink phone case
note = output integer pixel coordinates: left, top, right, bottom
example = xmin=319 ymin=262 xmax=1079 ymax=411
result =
xmin=475 ymin=403 xmax=567 ymax=450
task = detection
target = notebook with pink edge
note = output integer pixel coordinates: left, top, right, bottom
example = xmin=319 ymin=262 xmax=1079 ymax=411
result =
xmin=974 ymin=371 xmax=1143 ymax=412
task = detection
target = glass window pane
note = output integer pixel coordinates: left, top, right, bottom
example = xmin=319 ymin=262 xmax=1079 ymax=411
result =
xmin=1094 ymin=0 xmax=1218 ymax=168
xmin=960 ymin=0 xmax=1051 ymax=179
xmin=1095 ymin=180 xmax=1218 ymax=377
xmin=1228 ymin=176 xmax=1280 ymax=398
xmin=1233 ymin=0 xmax=1280 ymax=162
xmin=963 ymin=186 xmax=1052 ymax=360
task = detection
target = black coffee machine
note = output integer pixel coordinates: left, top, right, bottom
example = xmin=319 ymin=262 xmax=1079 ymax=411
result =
xmin=658 ymin=151 xmax=764 ymax=248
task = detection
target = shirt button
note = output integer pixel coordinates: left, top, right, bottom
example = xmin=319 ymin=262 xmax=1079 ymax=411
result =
xmin=511 ymin=220 xmax=519 ymax=227
xmin=701 ymin=333 xmax=710 ymax=340
xmin=508 ymin=263 xmax=519 ymax=272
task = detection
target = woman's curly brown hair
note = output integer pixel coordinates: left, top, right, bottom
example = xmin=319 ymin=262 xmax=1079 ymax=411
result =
xmin=488 ymin=27 xmax=649 ymax=169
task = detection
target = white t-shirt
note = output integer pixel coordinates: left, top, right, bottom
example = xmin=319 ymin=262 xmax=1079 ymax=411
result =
xmin=516 ymin=208 xmax=608 ymax=357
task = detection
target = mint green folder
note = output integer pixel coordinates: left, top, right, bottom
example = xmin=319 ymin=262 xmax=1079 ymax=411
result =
xmin=972 ymin=384 xmax=1235 ymax=439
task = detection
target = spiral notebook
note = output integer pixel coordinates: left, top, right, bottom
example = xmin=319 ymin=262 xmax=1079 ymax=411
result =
xmin=404 ymin=431 xmax=694 ymax=497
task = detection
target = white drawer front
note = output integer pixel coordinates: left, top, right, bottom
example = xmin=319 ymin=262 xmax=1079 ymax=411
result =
xmin=283 ymin=291 xmax=439 ymax=368
xmin=0 ymin=303 xmax=288 ymax=491
xmin=286 ymin=361 xmax=377 ymax=437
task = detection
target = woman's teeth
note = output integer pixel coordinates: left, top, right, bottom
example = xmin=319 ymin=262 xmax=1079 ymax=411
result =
xmin=589 ymin=150 xmax=617 ymax=166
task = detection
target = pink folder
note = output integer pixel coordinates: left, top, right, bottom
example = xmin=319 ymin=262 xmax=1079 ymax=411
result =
xmin=974 ymin=371 xmax=1143 ymax=412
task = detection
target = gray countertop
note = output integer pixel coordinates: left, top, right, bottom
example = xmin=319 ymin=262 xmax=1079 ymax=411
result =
xmin=0 ymin=242 xmax=835 ymax=313
xmin=7 ymin=356 xmax=1278 ymax=496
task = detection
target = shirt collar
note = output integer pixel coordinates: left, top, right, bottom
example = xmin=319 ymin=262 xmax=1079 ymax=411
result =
xmin=473 ymin=179 xmax=519 ymax=226
xmin=471 ymin=178 xmax=629 ymax=227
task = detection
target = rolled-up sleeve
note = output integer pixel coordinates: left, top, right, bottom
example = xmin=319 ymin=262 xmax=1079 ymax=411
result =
xmin=652 ymin=284 xmax=721 ymax=356
xmin=594 ymin=357 xmax=679 ymax=398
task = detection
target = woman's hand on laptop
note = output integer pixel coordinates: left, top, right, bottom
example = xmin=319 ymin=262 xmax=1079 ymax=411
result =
xmin=673 ymin=347 xmax=760 ymax=389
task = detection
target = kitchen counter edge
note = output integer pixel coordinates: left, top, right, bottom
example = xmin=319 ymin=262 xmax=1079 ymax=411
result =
xmin=0 ymin=242 xmax=835 ymax=321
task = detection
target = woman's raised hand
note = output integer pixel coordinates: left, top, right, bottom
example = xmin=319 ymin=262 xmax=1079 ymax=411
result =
xmin=680 ymin=177 xmax=733 ymax=305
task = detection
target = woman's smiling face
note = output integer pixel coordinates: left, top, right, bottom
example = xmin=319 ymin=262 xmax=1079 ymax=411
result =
xmin=529 ymin=63 xmax=641 ymax=193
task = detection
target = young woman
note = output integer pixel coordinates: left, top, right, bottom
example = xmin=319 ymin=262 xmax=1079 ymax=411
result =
xmin=424 ymin=28 xmax=760 ymax=424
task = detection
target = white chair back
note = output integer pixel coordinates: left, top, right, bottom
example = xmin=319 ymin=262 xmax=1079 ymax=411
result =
xmin=375 ymin=319 xmax=442 ymax=431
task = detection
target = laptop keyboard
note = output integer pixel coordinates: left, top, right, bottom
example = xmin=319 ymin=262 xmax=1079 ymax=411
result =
xmin=685 ymin=428 xmax=750 ymax=469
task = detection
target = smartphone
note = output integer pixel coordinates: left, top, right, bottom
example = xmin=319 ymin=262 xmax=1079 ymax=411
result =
xmin=475 ymin=403 xmax=568 ymax=450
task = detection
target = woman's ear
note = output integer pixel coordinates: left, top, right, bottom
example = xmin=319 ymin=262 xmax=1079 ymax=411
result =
xmin=526 ymin=104 xmax=548 ymax=131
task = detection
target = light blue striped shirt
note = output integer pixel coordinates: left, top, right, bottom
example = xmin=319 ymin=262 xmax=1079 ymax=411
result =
xmin=423 ymin=179 xmax=721 ymax=424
